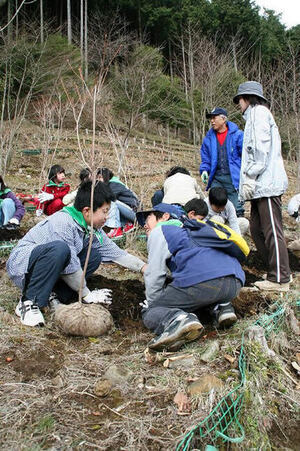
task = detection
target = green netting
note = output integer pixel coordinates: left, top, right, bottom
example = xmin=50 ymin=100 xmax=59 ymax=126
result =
xmin=25 ymin=205 xmax=36 ymax=212
xmin=0 ymin=240 xmax=18 ymax=257
xmin=176 ymin=301 xmax=288 ymax=450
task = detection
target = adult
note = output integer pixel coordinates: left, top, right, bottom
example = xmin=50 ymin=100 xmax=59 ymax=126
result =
xmin=233 ymin=81 xmax=290 ymax=291
xmin=199 ymin=107 xmax=244 ymax=216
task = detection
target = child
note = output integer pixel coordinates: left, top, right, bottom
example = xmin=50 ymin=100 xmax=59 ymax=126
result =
xmin=0 ymin=175 xmax=25 ymax=230
xmin=184 ymin=198 xmax=208 ymax=221
xmin=233 ymin=81 xmax=290 ymax=291
xmin=37 ymin=164 xmax=70 ymax=216
xmin=97 ymin=168 xmax=139 ymax=238
xmin=63 ymin=168 xmax=92 ymax=207
xmin=7 ymin=181 xmax=146 ymax=327
xmin=205 ymin=187 xmax=249 ymax=235
xmin=136 ymin=203 xmax=245 ymax=351
xmin=162 ymin=166 xmax=204 ymax=206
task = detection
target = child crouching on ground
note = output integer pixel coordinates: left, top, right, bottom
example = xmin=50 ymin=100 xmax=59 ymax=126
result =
xmin=7 ymin=181 xmax=146 ymax=327
xmin=137 ymin=202 xmax=245 ymax=352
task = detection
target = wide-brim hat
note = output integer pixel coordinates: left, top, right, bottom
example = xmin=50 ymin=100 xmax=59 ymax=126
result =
xmin=136 ymin=203 xmax=183 ymax=227
xmin=233 ymin=81 xmax=268 ymax=104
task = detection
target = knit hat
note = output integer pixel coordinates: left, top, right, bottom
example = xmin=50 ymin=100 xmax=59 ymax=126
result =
xmin=233 ymin=81 xmax=268 ymax=104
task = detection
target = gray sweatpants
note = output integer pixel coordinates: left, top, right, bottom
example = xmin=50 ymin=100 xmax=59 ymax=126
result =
xmin=143 ymin=276 xmax=242 ymax=335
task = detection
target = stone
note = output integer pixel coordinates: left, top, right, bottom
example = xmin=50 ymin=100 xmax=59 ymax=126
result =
xmin=200 ymin=340 xmax=220 ymax=363
xmin=103 ymin=364 xmax=133 ymax=386
xmin=244 ymin=325 xmax=275 ymax=357
xmin=187 ymin=374 xmax=224 ymax=396
xmin=94 ymin=379 xmax=113 ymax=397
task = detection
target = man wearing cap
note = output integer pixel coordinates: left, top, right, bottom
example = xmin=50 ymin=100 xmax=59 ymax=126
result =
xmin=199 ymin=107 xmax=244 ymax=216
xmin=136 ymin=202 xmax=244 ymax=352
xmin=233 ymin=81 xmax=290 ymax=292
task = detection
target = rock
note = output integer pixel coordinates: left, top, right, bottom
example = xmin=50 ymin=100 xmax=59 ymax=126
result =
xmin=103 ymin=364 xmax=133 ymax=386
xmin=286 ymin=307 xmax=300 ymax=335
xmin=240 ymin=286 xmax=259 ymax=293
xmin=187 ymin=374 xmax=224 ymax=396
xmin=94 ymin=379 xmax=113 ymax=397
xmin=244 ymin=325 xmax=275 ymax=357
xmin=200 ymin=340 xmax=220 ymax=362
xmin=163 ymin=353 xmax=195 ymax=368
xmin=51 ymin=375 xmax=64 ymax=388
xmin=272 ymin=331 xmax=290 ymax=354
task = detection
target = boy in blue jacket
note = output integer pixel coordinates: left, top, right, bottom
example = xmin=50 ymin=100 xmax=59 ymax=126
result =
xmin=137 ymin=202 xmax=245 ymax=352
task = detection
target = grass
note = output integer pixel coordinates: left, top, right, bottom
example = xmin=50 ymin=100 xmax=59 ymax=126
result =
xmin=0 ymin=124 xmax=299 ymax=450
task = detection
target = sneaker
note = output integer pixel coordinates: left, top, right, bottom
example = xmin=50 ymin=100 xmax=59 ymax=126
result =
xmin=214 ymin=303 xmax=237 ymax=328
xmin=48 ymin=292 xmax=61 ymax=312
xmin=254 ymin=280 xmax=290 ymax=292
xmin=148 ymin=313 xmax=203 ymax=352
xmin=123 ymin=223 xmax=135 ymax=234
xmin=262 ymin=273 xmax=293 ymax=283
xmin=15 ymin=299 xmax=45 ymax=327
xmin=106 ymin=227 xmax=123 ymax=239
xmin=3 ymin=223 xmax=19 ymax=230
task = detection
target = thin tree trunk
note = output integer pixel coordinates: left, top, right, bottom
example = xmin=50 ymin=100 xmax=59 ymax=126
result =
xmin=84 ymin=0 xmax=88 ymax=80
xmin=67 ymin=0 xmax=72 ymax=44
xmin=15 ymin=0 xmax=18 ymax=38
xmin=232 ymin=38 xmax=237 ymax=73
xmin=7 ymin=0 xmax=12 ymax=42
xmin=80 ymin=0 xmax=83 ymax=70
xmin=40 ymin=0 xmax=44 ymax=43
xmin=169 ymin=40 xmax=173 ymax=81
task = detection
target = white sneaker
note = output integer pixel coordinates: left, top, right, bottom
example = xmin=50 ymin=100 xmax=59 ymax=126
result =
xmin=15 ymin=299 xmax=45 ymax=327
xmin=48 ymin=292 xmax=61 ymax=312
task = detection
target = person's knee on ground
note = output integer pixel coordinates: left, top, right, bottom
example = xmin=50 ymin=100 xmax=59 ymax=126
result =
xmin=1 ymin=198 xmax=16 ymax=225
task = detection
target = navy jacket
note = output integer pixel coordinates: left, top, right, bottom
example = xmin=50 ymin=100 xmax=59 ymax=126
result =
xmin=199 ymin=121 xmax=243 ymax=190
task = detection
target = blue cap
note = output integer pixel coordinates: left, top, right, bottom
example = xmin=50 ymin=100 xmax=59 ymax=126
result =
xmin=206 ymin=107 xmax=228 ymax=118
xmin=136 ymin=203 xmax=183 ymax=227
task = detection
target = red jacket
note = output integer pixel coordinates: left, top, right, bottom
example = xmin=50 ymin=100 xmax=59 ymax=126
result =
xmin=36 ymin=182 xmax=70 ymax=215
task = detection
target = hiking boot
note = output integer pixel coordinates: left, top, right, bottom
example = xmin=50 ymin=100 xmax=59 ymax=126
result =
xmin=15 ymin=299 xmax=45 ymax=327
xmin=123 ymin=223 xmax=135 ymax=234
xmin=254 ymin=280 xmax=290 ymax=292
xmin=106 ymin=227 xmax=123 ymax=239
xmin=262 ymin=273 xmax=293 ymax=283
xmin=214 ymin=303 xmax=237 ymax=328
xmin=148 ymin=313 xmax=203 ymax=352
xmin=48 ymin=292 xmax=61 ymax=312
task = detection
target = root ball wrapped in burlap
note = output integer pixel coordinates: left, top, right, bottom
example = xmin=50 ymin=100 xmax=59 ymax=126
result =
xmin=55 ymin=302 xmax=114 ymax=337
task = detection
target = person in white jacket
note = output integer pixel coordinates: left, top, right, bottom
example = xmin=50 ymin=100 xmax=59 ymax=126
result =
xmin=233 ymin=81 xmax=290 ymax=291
xmin=162 ymin=166 xmax=204 ymax=206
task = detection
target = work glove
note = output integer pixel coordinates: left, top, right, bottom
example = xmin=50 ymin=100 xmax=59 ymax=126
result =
xmin=242 ymin=178 xmax=256 ymax=200
xmin=8 ymin=218 xmax=19 ymax=225
xmin=139 ymin=299 xmax=149 ymax=309
xmin=38 ymin=192 xmax=54 ymax=203
xmin=82 ymin=288 xmax=112 ymax=305
xmin=201 ymin=171 xmax=208 ymax=184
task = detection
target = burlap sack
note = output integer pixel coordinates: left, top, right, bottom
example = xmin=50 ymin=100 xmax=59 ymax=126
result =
xmin=55 ymin=302 xmax=113 ymax=337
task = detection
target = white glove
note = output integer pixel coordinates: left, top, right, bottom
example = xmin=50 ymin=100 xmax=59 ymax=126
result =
xmin=38 ymin=192 xmax=54 ymax=203
xmin=139 ymin=299 xmax=149 ymax=309
xmin=242 ymin=178 xmax=256 ymax=200
xmin=8 ymin=218 xmax=19 ymax=225
xmin=201 ymin=171 xmax=208 ymax=184
xmin=82 ymin=289 xmax=112 ymax=305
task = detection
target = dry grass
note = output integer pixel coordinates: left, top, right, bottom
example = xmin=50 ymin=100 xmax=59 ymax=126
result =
xmin=0 ymin=123 xmax=299 ymax=450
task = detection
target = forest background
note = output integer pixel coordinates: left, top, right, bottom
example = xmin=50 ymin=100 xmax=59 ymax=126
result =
xmin=0 ymin=0 xmax=299 ymax=176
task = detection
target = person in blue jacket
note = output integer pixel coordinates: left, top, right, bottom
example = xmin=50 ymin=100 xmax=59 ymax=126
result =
xmin=137 ymin=202 xmax=245 ymax=352
xmin=200 ymin=107 xmax=244 ymax=216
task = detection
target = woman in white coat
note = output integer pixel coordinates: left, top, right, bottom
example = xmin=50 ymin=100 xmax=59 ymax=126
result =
xmin=233 ymin=81 xmax=290 ymax=291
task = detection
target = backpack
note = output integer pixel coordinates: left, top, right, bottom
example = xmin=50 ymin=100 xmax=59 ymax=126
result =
xmin=183 ymin=218 xmax=249 ymax=263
